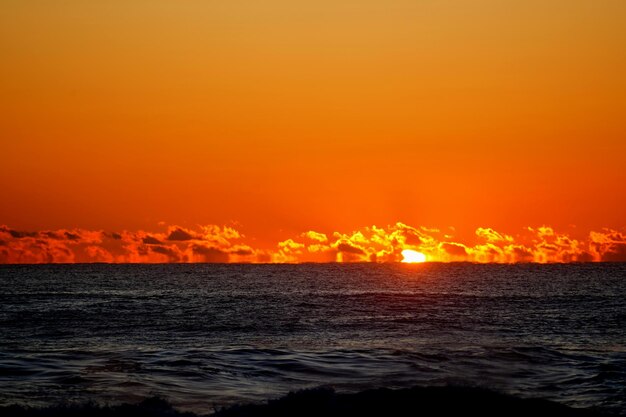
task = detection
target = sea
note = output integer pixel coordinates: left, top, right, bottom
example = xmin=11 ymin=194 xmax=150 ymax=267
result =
xmin=0 ymin=263 xmax=624 ymax=414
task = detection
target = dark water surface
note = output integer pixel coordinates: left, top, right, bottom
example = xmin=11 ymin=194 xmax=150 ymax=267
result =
xmin=0 ymin=264 xmax=624 ymax=414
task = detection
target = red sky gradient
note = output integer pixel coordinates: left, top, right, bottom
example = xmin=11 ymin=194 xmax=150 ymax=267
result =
xmin=1 ymin=1 xmax=625 ymax=263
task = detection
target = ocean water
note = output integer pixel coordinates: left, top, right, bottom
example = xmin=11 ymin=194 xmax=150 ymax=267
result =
xmin=0 ymin=263 xmax=624 ymax=414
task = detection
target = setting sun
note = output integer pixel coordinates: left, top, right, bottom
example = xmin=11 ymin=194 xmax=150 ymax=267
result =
xmin=401 ymin=249 xmax=427 ymax=264
xmin=1 ymin=1 xmax=625 ymax=415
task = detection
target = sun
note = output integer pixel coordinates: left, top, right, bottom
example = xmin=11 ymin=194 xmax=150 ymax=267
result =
xmin=401 ymin=249 xmax=427 ymax=263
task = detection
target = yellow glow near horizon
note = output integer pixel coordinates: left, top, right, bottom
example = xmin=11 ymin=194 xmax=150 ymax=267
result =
xmin=401 ymin=249 xmax=427 ymax=263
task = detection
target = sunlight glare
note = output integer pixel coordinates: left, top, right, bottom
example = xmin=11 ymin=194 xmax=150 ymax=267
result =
xmin=401 ymin=249 xmax=427 ymax=263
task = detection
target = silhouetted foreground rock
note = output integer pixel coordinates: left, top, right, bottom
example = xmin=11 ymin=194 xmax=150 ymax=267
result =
xmin=0 ymin=386 xmax=613 ymax=417
xmin=214 ymin=386 xmax=611 ymax=417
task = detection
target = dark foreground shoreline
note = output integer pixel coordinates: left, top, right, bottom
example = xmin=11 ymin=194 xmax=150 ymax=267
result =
xmin=0 ymin=386 xmax=616 ymax=417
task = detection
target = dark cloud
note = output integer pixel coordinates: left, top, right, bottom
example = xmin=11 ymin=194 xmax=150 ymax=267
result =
xmin=510 ymin=246 xmax=534 ymax=262
xmin=167 ymin=228 xmax=194 ymax=241
xmin=600 ymin=243 xmax=626 ymax=262
xmin=575 ymin=251 xmax=594 ymax=263
xmin=440 ymin=242 xmax=467 ymax=257
xmin=111 ymin=233 xmax=122 ymax=240
xmin=231 ymin=248 xmax=253 ymax=256
xmin=7 ymin=229 xmax=37 ymax=239
xmin=150 ymin=245 xmax=180 ymax=261
xmin=337 ymin=242 xmax=365 ymax=255
xmin=504 ymin=246 xmax=533 ymax=262
xmin=142 ymin=236 xmax=162 ymax=245
xmin=64 ymin=232 xmax=80 ymax=241
xmin=192 ymin=245 xmax=229 ymax=263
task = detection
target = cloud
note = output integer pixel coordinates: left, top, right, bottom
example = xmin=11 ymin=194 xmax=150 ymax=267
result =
xmin=0 ymin=226 xmax=37 ymax=239
xmin=166 ymin=227 xmax=195 ymax=241
xmin=267 ymin=223 xmax=626 ymax=264
xmin=0 ymin=223 xmax=624 ymax=264
xmin=272 ymin=239 xmax=306 ymax=263
xmin=272 ymin=223 xmax=441 ymax=263
xmin=302 ymin=231 xmax=328 ymax=243
xmin=191 ymin=245 xmax=229 ymax=263
xmin=279 ymin=239 xmax=305 ymax=252
xmin=0 ymin=223 xmax=259 ymax=263
xmin=142 ymin=236 xmax=163 ymax=245
xmin=589 ymin=229 xmax=626 ymax=262
xmin=230 ymin=247 xmax=254 ymax=256
xmin=506 ymin=245 xmax=534 ymax=263
xmin=0 ymin=226 xmax=108 ymax=263
xmin=85 ymin=245 xmax=114 ymax=263
xmin=336 ymin=242 xmax=365 ymax=255
xmin=440 ymin=242 xmax=468 ymax=257
xmin=64 ymin=232 xmax=80 ymax=240
xmin=150 ymin=245 xmax=181 ymax=262
xmin=476 ymin=227 xmax=512 ymax=243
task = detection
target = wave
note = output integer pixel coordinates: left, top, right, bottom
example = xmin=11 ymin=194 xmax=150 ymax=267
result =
xmin=0 ymin=386 xmax=614 ymax=417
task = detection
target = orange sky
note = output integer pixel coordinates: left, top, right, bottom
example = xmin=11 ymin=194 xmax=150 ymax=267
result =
xmin=1 ymin=0 xmax=625 ymax=258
